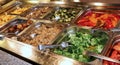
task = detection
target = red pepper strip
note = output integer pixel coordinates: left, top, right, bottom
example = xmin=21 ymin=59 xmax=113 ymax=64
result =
xmin=113 ymin=44 xmax=120 ymax=51
xmin=77 ymin=12 xmax=120 ymax=29
xmin=103 ymin=60 xmax=110 ymax=65
xmin=110 ymin=50 xmax=118 ymax=59
xmin=77 ymin=20 xmax=96 ymax=27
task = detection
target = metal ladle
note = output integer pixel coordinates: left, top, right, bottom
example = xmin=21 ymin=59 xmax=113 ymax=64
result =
xmin=91 ymin=28 xmax=120 ymax=33
xmin=0 ymin=32 xmax=19 ymax=40
xmin=84 ymin=51 xmax=120 ymax=64
xmin=38 ymin=42 xmax=71 ymax=51
xmin=0 ymin=34 xmax=4 ymax=40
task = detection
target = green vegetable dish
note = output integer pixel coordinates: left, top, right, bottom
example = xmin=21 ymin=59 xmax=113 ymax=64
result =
xmin=53 ymin=28 xmax=109 ymax=62
xmin=50 ymin=7 xmax=82 ymax=23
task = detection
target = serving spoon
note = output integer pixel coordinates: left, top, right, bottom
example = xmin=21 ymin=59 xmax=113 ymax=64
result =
xmin=38 ymin=42 xmax=71 ymax=51
xmin=84 ymin=51 xmax=120 ymax=64
xmin=0 ymin=32 xmax=20 ymax=40
xmin=91 ymin=28 xmax=120 ymax=33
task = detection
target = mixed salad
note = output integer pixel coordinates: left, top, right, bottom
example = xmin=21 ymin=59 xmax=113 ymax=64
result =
xmin=54 ymin=28 xmax=109 ymax=62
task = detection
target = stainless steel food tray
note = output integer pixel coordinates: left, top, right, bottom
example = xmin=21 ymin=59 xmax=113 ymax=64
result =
xmin=0 ymin=0 xmax=12 ymax=6
xmin=73 ymin=7 xmax=120 ymax=29
xmin=20 ymin=5 xmax=54 ymax=20
xmin=0 ymin=17 xmax=35 ymax=37
xmin=101 ymin=34 xmax=120 ymax=65
xmin=104 ymin=35 xmax=119 ymax=55
xmin=0 ymin=1 xmax=22 ymax=14
xmin=5 ymin=2 xmax=35 ymax=15
xmin=50 ymin=26 xmax=113 ymax=64
xmin=0 ymin=14 xmax=17 ymax=30
xmin=43 ymin=4 xmax=87 ymax=24
xmin=17 ymin=21 xmax=69 ymax=47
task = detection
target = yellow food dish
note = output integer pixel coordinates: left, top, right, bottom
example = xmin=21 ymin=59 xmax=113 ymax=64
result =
xmin=0 ymin=15 xmax=16 ymax=26
xmin=11 ymin=7 xmax=29 ymax=15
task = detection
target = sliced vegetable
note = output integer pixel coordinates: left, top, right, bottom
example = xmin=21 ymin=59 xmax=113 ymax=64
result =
xmin=77 ymin=11 xmax=120 ymax=29
xmin=103 ymin=42 xmax=120 ymax=65
xmin=50 ymin=8 xmax=82 ymax=23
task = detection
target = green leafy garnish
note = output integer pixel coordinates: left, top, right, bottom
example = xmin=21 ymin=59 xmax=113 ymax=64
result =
xmin=54 ymin=29 xmax=109 ymax=62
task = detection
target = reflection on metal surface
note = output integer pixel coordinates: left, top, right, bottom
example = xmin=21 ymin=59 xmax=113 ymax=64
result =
xmin=0 ymin=39 xmax=5 ymax=45
xmin=52 ymin=1 xmax=66 ymax=4
xmin=43 ymin=53 xmax=85 ymax=65
xmin=25 ymin=0 xmax=50 ymax=4
xmin=93 ymin=6 xmax=105 ymax=9
xmin=27 ymin=0 xmax=41 ymax=3
xmin=7 ymin=40 xmax=16 ymax=49
xmin=59 ymin=58 xmax=74 ymax=65
xmin=71 ymin=0 xmax=80 ymax=2
xmin=20 ymin=46 xmax=33 ymax=58
xmin=92 ymin=2 xmax=105 ymax=6
xmin=0 ymin=37 xmax=45 ymax=64
xmin=0 ymin=1 xmax=22 ymax=14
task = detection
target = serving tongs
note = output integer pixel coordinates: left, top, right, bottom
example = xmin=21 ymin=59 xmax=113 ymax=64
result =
xmin=0 ymin=32 xmax=20 ymax=40
xmin=38 ymin=42 xmax=71 ymax=51
xmin=84 ymin=51 xmax=120 ymax=64
xmin=91 ymin=28 xmax=120 ymax=33
xmin=111 ymin=28 xmax=120 ymax=32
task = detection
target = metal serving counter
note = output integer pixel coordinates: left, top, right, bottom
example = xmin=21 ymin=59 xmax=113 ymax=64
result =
xmin=79 ymin=0 xmax=120 ymax=4
xmin=0 ymin=0 xmax=120 ymax=65
xmin=0 ymin=50 xmax=32 ymax=65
